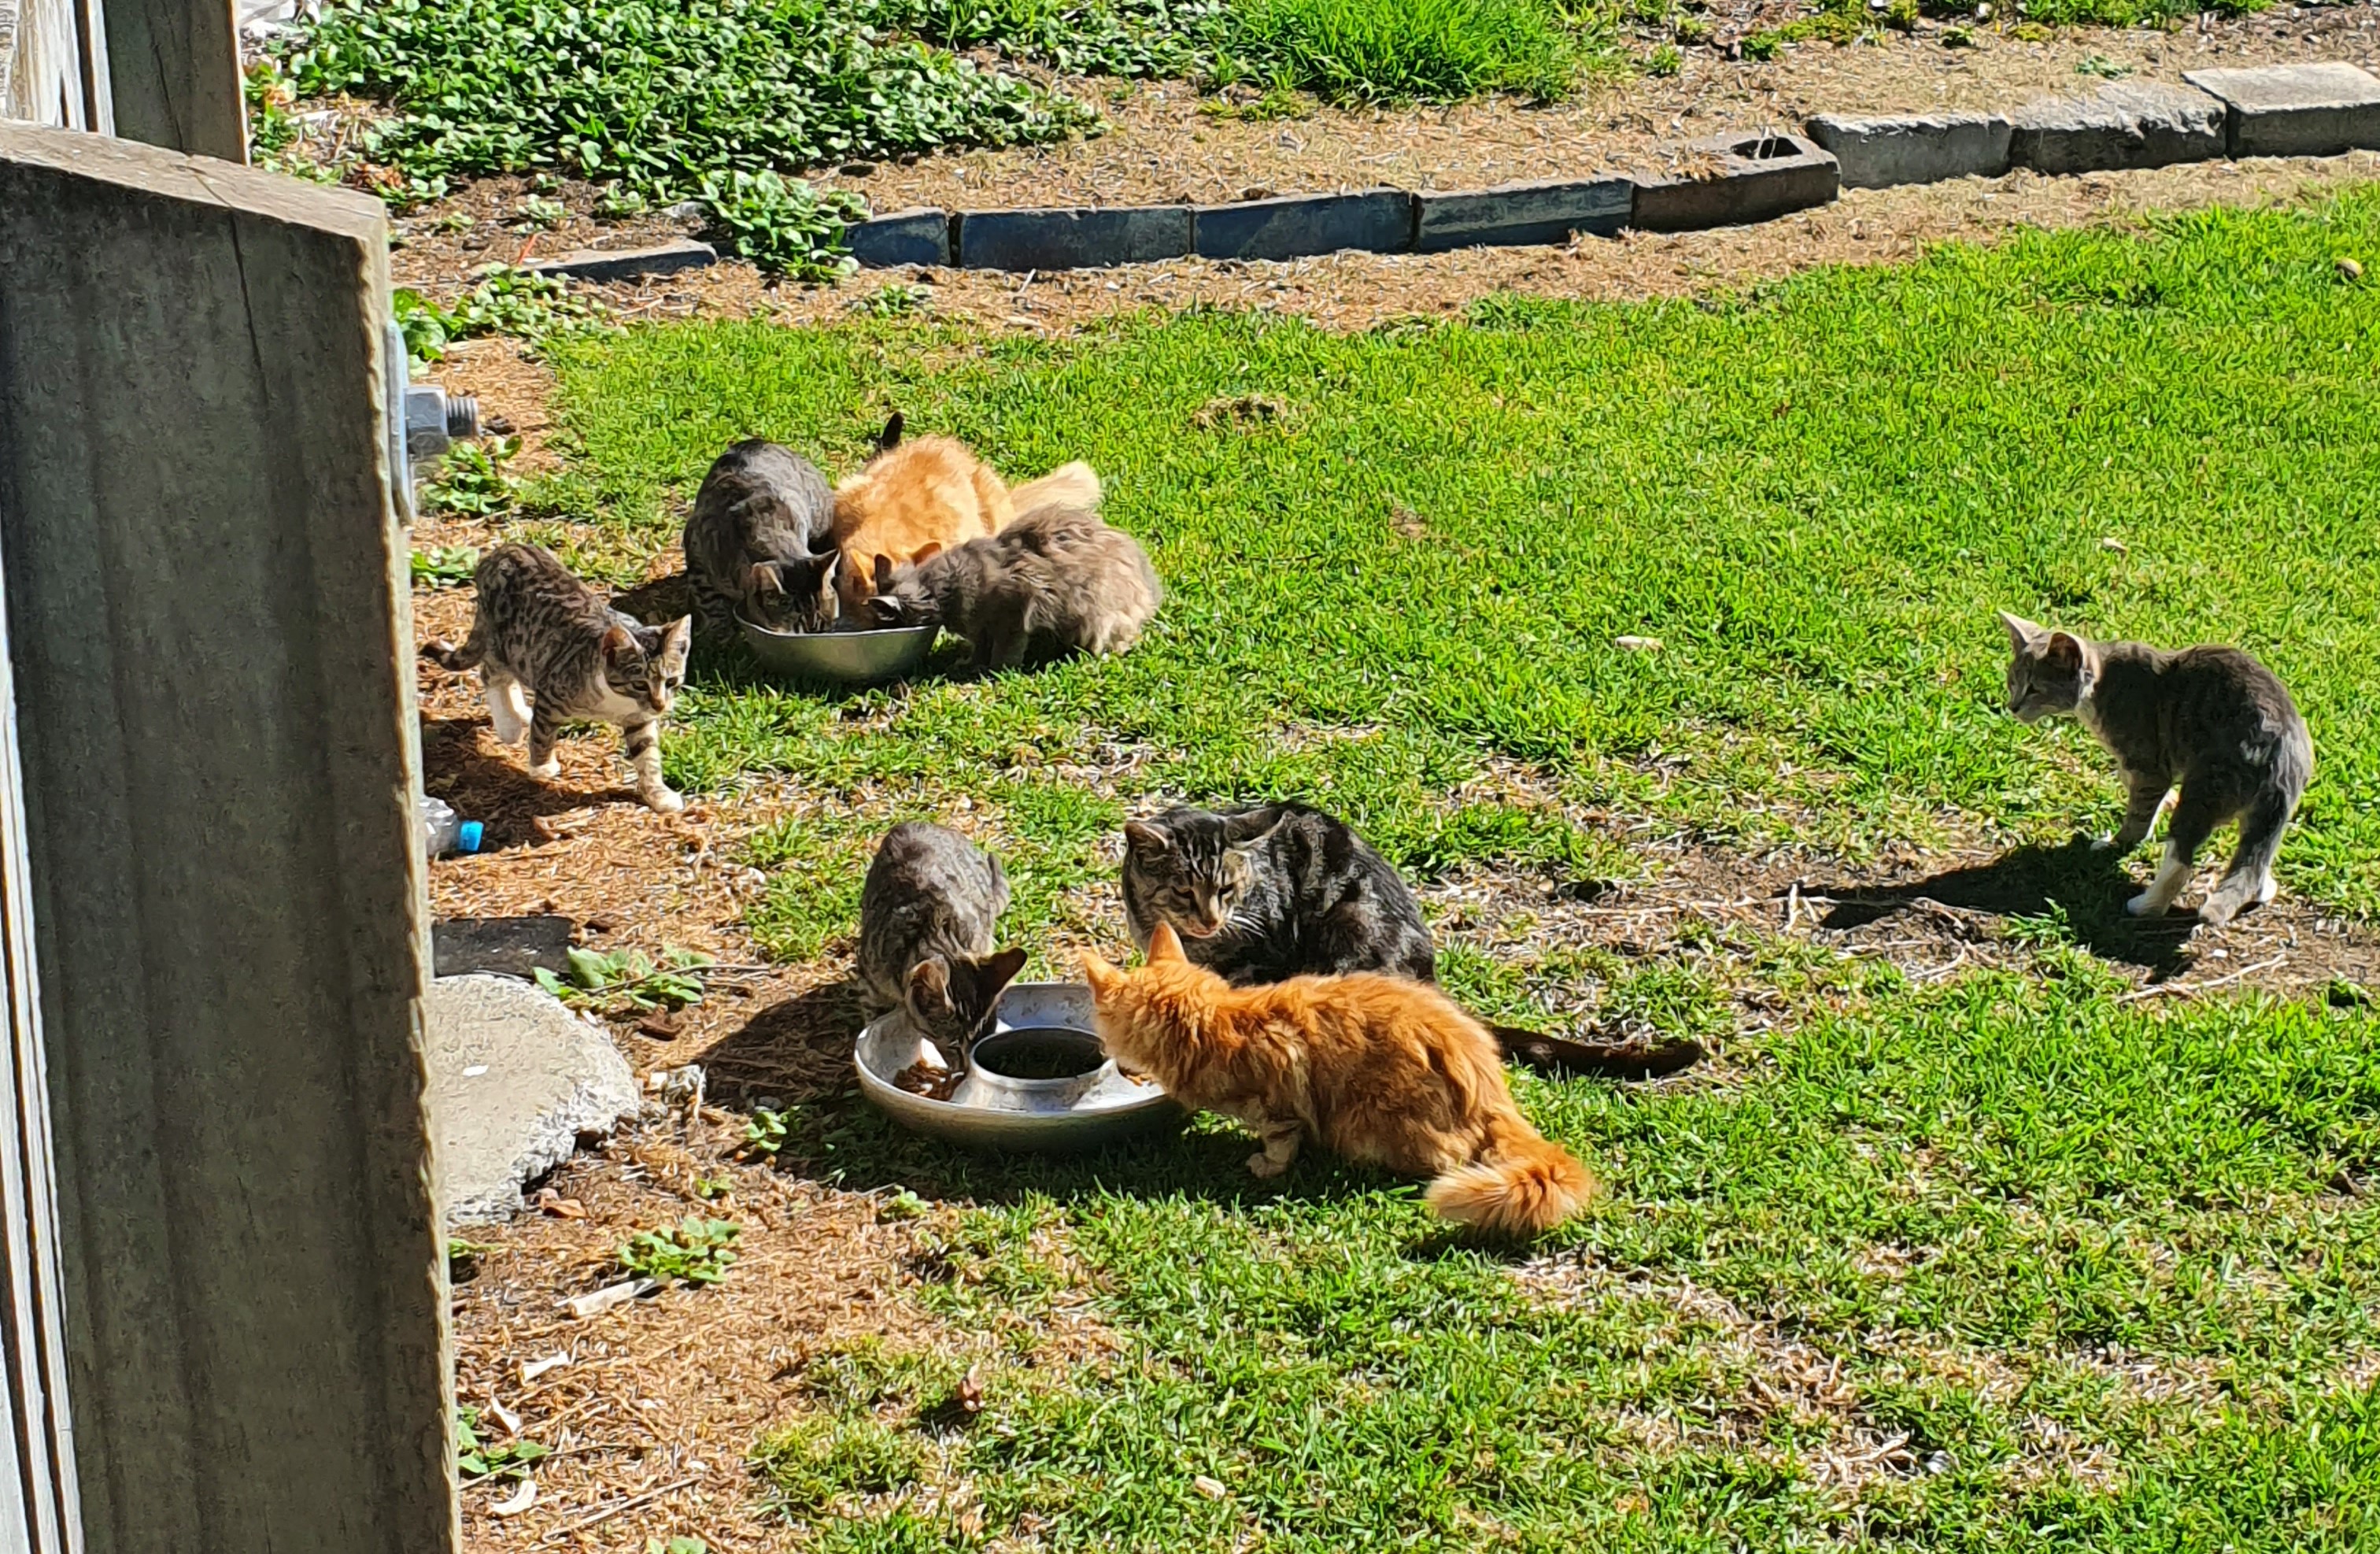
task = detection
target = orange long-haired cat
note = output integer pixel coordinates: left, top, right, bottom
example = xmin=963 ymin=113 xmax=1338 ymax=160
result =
xmin=830 ymin=413 xmax=1100 ymax=616
xmin=1081 ymin=923 xmax=1599 ymax=1236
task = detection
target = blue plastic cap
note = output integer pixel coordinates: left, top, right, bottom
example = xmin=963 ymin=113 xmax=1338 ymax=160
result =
xmin=457 ymin=820 xmax=484 ymax=854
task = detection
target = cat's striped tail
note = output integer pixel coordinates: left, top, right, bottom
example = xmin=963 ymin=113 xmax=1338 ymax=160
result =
xmin=1425 ymin=1130 xmax=1599 ymax=1238
xmin=420 ymin=627 xmax=485 ymax=672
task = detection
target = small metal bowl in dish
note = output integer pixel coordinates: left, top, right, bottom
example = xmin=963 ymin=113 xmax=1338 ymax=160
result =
xmin=739 ymin=614 xmax=937 ymax=684
xmin=855 ymin=982 xmax=1179 ymax=1153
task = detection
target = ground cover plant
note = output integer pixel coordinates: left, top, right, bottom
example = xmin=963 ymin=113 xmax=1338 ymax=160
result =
xmin=465 ymin=195 xmax=2380 ymax=1545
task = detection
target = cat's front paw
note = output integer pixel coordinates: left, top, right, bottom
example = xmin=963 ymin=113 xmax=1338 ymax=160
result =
xmin=2125 ymin=890 xmax=2169 ymax=918
xmin=643 ymin=787 xmax=686 ymax=815
xmin=527 ymin=757 xmax=561 ymax=780
xmin=2091 ymin=834 xmax=2116 ymax=853
xmin=1247 ymin=1151 xmax=1291 ymax=1179
xmin=2196 ymin=896 xmax=2238 ymax=929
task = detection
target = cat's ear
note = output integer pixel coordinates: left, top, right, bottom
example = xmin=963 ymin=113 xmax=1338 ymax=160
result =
xmin=600 ymin=623 xmax=638 ymax=663
xmin=1122 ymin=821 xmax=1170 ymax=860
xmin=817 ymin=553 xmax=841 ymax=591
xmin=907 ymin=956 xmax=952 ymax=1015
xmin=1078 ymin=949 xmax=1118 ymax=990
xmin=1998 ymin=612 xmax=2046 ymax=652
xmin=2045 ymin=631 xmax=2086 ymax=674
xmin=1221 ymin=805 xmax=1287 ymax=844
xmin=913 ymin=542 xmax=943 ymax=565
xmin=1147 ymin=920 xmax=1186 ymax=964
xmin=747 ymin=561 xmax=786 ymax=598
xmin=874 ymin=554 xmax=896 ymax=594
xmin=877 ymin=412 xmax=904 ymax=453
xmin=975 ymin=947 xmax=1028 ymax=999
xmin=661 ymin=616 xmax=693 ymax=665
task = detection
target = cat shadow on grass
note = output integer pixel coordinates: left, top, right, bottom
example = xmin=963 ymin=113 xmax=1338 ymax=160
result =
xmin=416 ymin=716 xmax=643 ymax=845
xmin=1810 ymin=835 xmax=2202 ymax=975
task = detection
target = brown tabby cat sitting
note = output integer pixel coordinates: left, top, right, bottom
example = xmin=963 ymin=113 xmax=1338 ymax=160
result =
xmin=1081 ymin=923 xmax=1598 ymax=1237
xmin=2000 ymin=612 xmax=2312 ymax=927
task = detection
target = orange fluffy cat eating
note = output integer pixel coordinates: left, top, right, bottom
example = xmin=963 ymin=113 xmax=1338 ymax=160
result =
xmin=1081 ymin=923 xmax=1598 ymax=1237
xmin=830 ymin=412 xmax=1100 ymax=616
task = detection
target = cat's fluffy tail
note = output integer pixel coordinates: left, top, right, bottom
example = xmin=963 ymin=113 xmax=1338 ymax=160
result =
xmin=1011 ymin=461 xmax=1101 ymax=515
xmin=1425 ymin=1132 xmax=1599 ymax=1238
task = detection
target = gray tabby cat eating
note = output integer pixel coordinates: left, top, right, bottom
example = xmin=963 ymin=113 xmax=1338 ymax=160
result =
xmin=1122 ymin=803 xmax=1701 ymax=1079
xmin=425 ymin=543 xmax=693 ymax=812
xmin=863 ymin=503 xmax=1162 ymax=671
xmin=683 ymin=438 xmax=839 ymax=635
xmin=858 ymin=821 xmax=1028 ymax=1065
xmin=2000 ymin=612 xmax=2312 ymax=927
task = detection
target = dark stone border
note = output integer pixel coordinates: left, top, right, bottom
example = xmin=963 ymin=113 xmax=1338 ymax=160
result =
xmin=1415 ymin=176 xmax=1632 ymax=253
xmin=955 ymin=205 xmax=1192 ymax=271
xmin=1193 ymin=189 xmax=1413 ymax=261
xmin=525 ymin=239 xmax=715 ymax=283
xmin=1632 ymin=132 xmax=1839 ymax=235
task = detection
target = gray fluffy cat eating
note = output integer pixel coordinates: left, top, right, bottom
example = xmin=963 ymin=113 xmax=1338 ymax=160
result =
xmin=426 ymin=543 xmax=693 ymax=812
xmin=683 ymin=438 xmax=839 ymax=635
xmin=2000 ymin=612 xmax=2312 ymax=927
xmin=863 ymin=503 xmax=1161 ymax=671
xmin=1122 ymin=803 xmax=1701 ymax=1079
xmin=857 ymin=821 xmax=1028 ymax=1064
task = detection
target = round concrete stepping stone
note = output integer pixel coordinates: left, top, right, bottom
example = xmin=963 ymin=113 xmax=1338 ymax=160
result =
xmin=426 ymin=974 xmax=640 ymax=1224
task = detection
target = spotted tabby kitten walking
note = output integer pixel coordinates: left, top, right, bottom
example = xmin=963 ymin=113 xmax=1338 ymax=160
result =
xmin=683 ymin=438 xmax=838 ymax=635
xmin=2000 ymin=612 xmax=2312 ymax=927
xmin=427 ymin=544 xmax=693 ymax=812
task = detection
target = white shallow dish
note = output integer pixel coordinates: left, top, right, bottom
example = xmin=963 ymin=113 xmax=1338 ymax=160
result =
xmin=854 ymin=982 xmax=1180 ymax=1153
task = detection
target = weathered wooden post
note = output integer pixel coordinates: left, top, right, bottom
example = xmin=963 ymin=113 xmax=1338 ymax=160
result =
xmin=94 ymin=0 xmax=240 ymax=159
xmin=0 ymin=123 xmax=453 ymax=1551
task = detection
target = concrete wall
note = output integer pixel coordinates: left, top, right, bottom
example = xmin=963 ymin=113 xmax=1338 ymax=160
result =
xmin=0 ymin=123 xmax=453 ymax=1552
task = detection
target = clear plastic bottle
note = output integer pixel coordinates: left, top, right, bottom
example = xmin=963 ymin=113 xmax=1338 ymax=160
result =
xmin=419 ymin=795 xmax=484 ymax=857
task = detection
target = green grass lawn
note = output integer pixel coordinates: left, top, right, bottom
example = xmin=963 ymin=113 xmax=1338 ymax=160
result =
xmin=514 ymin=194 xmax=2380 ymax=1547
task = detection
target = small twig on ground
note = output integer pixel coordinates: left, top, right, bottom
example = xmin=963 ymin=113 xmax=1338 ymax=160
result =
xmin=538 ymin=1474 xmax=702 ymax=1541
xmin=2117 ymin=954 xmax=2286 ymax=1004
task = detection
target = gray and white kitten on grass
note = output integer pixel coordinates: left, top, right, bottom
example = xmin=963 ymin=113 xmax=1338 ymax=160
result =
xmin=427 ymin=543 xmax=693 ymax=812
xmin=857 ymin=821 xmax=1027 ymax=1064
xmin=683 ymin=438 xmax=839 ymax=635
xmin=2001 ymin=612 xmax=2312 ymax=927
xmin=863 ymin=503 xmax=1160 ymax=671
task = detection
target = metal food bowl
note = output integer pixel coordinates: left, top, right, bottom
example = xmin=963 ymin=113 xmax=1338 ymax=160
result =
xmin=739 ymin=614 xmax=937 ymax=684
xmin=854 ymin=982 xmax=1180 ymax=1153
